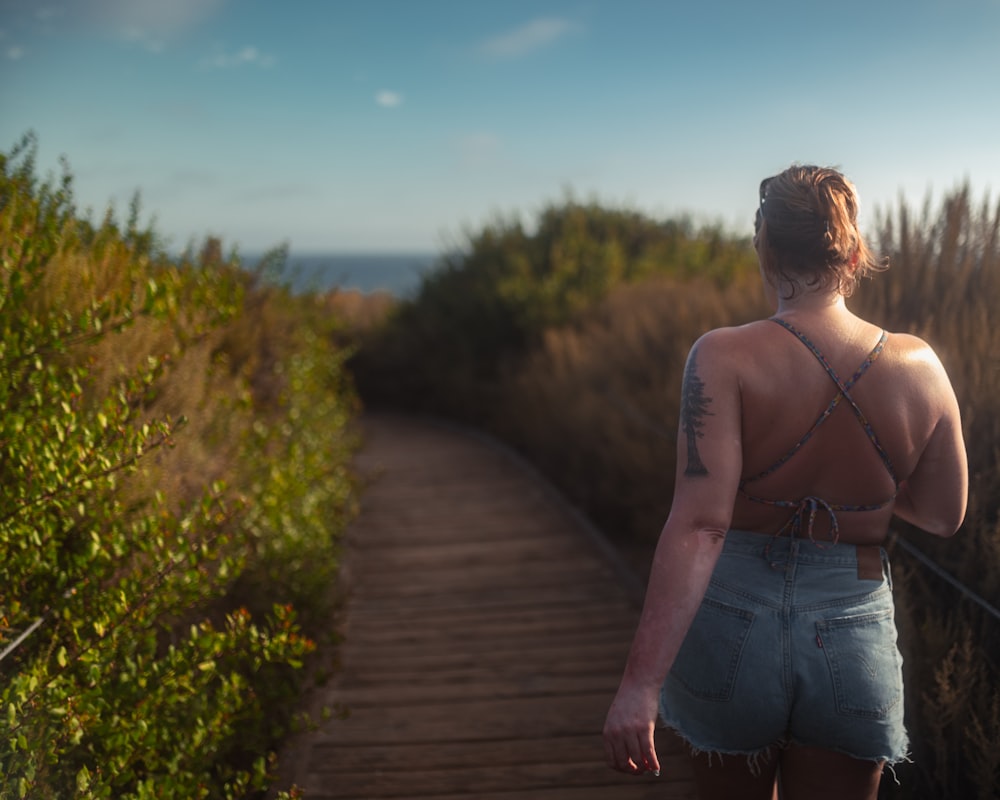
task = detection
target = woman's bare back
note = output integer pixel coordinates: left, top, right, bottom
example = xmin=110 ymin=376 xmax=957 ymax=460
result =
xmin=726 ymin=312 xmax=956 ymax=544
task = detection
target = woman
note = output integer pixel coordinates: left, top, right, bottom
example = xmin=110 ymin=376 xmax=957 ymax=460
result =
xmin=603 ymin=165 xmax=968 ymax=800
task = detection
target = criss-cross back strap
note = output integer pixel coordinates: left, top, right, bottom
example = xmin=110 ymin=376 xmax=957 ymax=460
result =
xmin=740 ymin=317 xmax=898 ymax=488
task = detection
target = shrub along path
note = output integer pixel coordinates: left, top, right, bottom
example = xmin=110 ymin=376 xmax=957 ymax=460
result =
xmin=277 ymin=413 xmax=695 ymax=799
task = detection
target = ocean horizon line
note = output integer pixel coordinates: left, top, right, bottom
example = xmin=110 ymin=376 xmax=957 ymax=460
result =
xmin=241 ymin=251 xmax=441 ymax=296
xmin=241 ymin=248 xmax=441 ymax=258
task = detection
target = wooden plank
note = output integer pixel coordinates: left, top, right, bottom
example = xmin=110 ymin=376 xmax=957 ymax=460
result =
xmin=346 ymin=592 xmax=632 ymax=619
xmin=311 ymin=692 xmax=618 ymax=744
xmin=343 ymin=606 xmax=636 ymax=642
xmin=306 ymin=731 xmax=687 ymax=772
xmin=319 ymin=674 xmax=624 ymax=708
xmin=334 ymin=661 xmax=628 ymax=691
xmin=301 ymin=757 xmax=691 ymax=798
xmin=335 ymin=637 xmax=636 ymax=670
xmin=334 ymin=643 xmax=630 ymax=682
xmin=347 ymin=578 xmax=628 ymax=605
xmin=272 ymin=414 xmax=694 ymax=798
xmin=299 ymin=786 xmax=694 ymax=800
xmin=309 ymin=734 xmax=615 ymax=771
xmin=396 ymin=786 xmax=695 ymax=800
xmin=349 ymin=562 xmax=616 ymax=594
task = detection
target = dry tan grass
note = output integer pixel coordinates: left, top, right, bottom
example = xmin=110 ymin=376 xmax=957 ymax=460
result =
xmin=32 ymin=242 xmax=254 ymax=513
xmin=494 ymin=271 xmax=770 ymax=569
xmin=322 ymin=288 xmax=397 ymax=335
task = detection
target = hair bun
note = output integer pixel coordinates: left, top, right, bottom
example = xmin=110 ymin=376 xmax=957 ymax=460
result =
xmin=759 ymin=165 xmax=887 ymax=296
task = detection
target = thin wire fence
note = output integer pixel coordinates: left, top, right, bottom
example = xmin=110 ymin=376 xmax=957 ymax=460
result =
xmin=0 ymin=588 xmax=75 ymax=665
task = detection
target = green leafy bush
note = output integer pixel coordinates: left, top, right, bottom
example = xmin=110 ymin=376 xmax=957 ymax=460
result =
xmin=352 ymin=198 xmax=758 ymax=420
xmin=0 ymin=134 xmax=358 ymax=798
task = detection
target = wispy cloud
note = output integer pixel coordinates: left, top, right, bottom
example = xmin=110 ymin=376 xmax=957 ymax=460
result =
xmin=85 ymin=0 xmax=227 ymax=39
xmin=167 ymin=168 xmax=221 ymax=189
xmin=34 ymin=7 xmax=62 ymax=23
xmin=35 ymin=6 xmax=65 ymax=23
xmin=121 ymin=27 xmax=165 ymax=53
xmin=479 ymin=17 xmax=579 ymax=59
xmin=202 ymin=45 xmax=276 ymax=69
xmin=231 ymin=181 xmax=323 ymax=204
xmin=375 ymin=90 xmax=403 ymax=108
xmin=0 ymin=10 xmax=31 ymax=60
xmin=456 ymin=132 xmax=502 ymax=168
xmin=1 ymin=0 xmax=226 ymax=53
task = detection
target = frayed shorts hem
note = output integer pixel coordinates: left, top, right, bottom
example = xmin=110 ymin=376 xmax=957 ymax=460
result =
xmin=787 ymin=736 xmax=912 ymax=768
xmin=660 ymin=719 xmax=911 ymax=776
xmin=658 ymin=719 xmax=785 ymax=775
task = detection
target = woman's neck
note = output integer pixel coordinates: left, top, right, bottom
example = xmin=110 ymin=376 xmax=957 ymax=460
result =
xmin=771 ymin=282 xmax=849 ymax=319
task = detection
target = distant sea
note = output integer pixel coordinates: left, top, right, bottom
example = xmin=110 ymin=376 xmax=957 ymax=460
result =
xmin=243 ymin=252 xmax=438 ymax=297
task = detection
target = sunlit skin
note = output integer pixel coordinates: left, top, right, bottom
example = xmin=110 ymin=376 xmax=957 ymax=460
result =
xmin=602 ymin=181 xmax=967 ymax=800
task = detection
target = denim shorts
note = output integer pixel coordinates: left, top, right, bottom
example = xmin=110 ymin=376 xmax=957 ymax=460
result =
xmin=659 ymin=529 xmax=909 ymax=765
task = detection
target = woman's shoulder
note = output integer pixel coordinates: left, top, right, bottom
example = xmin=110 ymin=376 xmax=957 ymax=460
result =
xmin=694 ymin=319 xmax=775 ymax=347
xmin=883 ymin=332 xmax=959 ymax=413
xmin=691 ymin=320 xmax=781 ymax=362
xmin=883 ymin=330 xmax=951 ymax=376
xmin=685 ymin=322 xmax=783 ymax=390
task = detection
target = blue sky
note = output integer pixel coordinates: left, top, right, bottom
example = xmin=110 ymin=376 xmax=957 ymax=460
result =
xmin=2 ymin=0 xmax=999 ymax=256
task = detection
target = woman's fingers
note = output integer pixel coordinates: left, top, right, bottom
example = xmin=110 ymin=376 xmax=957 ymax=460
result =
xmin=641 ymin=724 xmax=661 ymax=775
xmin=603 ymin=686 xmax=661 ymax=775
xmin=603 ymin=722 xmax=661 ymax=775
xmin=602 ymin=726 xmax=631 ymax=771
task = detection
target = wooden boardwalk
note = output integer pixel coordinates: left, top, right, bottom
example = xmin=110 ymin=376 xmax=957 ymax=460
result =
xmin=277 ymin=414 xmax=695 ymax=799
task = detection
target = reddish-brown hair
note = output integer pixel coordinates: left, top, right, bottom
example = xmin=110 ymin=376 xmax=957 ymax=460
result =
xmin=757 ymin=165 xmax=886 ymax=296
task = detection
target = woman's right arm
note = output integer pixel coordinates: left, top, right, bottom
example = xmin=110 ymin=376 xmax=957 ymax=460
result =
xmin=603 ymin=329 xmax=744 ymax=776
xmin=892 ymin=343 xmax=968 ymax=537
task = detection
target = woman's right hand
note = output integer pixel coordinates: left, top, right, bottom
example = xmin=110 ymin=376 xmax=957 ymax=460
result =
xmin=603 ymin=681 xmax=661 ymax=776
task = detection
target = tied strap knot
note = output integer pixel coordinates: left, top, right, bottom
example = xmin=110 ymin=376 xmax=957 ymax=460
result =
xmin=764 ymin=495 xmax=840 ymax=570
xmin=788 ymin=495 xmax=841 ymax=548
xmin=765 ymin=495 xmax=841 ymax=569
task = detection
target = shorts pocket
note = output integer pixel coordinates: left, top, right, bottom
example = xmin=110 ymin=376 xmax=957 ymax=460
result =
xmin=816 ymin=608 xmax=903 ymax=720
xmin=668 ymin=597 xmax=755 ymax=701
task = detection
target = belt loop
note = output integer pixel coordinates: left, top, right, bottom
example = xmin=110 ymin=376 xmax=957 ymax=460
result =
xmin=856 ymin=545 xmax=883 ymax=581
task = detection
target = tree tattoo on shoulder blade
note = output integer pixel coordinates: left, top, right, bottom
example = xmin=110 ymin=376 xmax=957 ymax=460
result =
xmin=681 ymin=348 xmax=713 ymax=477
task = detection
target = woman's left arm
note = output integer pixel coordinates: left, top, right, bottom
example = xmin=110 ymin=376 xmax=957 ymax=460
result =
xmin=603 ymin=329 xmax=745 ymax=776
